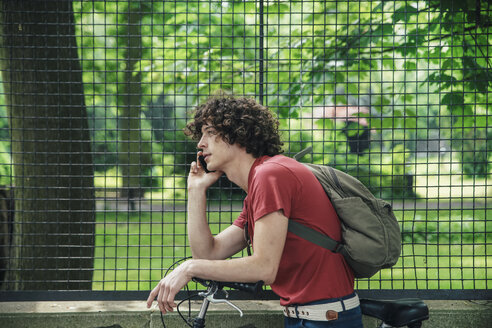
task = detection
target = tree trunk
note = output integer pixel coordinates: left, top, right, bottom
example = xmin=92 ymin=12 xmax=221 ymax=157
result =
xmin=0 ymin=0 xmax=95 ymax=290
xmin=118 ymin=2 xmax=151 ymax=200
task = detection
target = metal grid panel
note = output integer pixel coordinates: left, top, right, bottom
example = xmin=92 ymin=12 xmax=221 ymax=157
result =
xmin=0 ymin=0 xmax=490 ymax=298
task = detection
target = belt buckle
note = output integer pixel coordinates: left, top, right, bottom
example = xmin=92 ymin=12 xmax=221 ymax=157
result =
xmin=326 ymin=310 xmax=338 ymax=321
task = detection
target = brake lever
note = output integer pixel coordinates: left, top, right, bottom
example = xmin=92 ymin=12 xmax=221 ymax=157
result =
xmin=205 ymin=290 xmax=243 ymax=317
xmin=198 ymin=286 xmax=243 ymax=317
xmin=198 ymin=283 xmax=218 ymax=298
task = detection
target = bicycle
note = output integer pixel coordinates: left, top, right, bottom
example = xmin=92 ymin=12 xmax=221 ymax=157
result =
xmin=165 ymin=278 xmax=429 ymax=328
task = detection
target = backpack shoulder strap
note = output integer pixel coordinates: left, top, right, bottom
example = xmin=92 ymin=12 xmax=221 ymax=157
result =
xmin=289 ymin=147 xmax=343 ymax=253
xmin=288 ymin=220 xmax=341 ymax=253
xmin=302 ymin=163 xmax=349 ymax=199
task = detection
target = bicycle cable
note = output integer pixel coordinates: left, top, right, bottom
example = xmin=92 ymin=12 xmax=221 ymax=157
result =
xmin=176 ymin=293 xmax=203 ymax=327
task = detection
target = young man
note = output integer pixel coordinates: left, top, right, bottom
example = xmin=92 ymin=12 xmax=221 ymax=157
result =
xmin=147 ymin=95 xmax=363 ymax=327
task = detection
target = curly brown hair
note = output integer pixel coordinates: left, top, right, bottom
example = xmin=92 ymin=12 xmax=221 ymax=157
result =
xmin=184 ymin=95 xmax=283 ymax=158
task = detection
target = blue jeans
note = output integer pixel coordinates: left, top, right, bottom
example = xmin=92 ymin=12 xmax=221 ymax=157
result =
xmin=283 ymin=295 xmax=364 ymax=328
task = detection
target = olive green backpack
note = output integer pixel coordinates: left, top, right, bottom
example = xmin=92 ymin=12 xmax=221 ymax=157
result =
xmin=291 ymin=147 xmax=402 ymax=278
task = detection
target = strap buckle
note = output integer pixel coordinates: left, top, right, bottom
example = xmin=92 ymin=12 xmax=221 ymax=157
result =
xmin=333 ymin=243 xmax=344 ymax=253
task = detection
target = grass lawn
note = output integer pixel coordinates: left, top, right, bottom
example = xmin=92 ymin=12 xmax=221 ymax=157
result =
xmin=92 ymin=210 xmax=241 ymax=290
xmin=412 ymin=154 xmax=491 ymax=201
xmin=358 ymin=208 xmax=491 ymax=290
xmin=92 ymin=208 xmax=491 ymax=291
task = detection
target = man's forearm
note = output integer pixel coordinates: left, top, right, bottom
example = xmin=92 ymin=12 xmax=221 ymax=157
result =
xmin=187 ymin=188 xmax=216 ymax=259
xmin=185 ymin=254 xmax=277 ymax=285
xmin=146 ymin=250 xmax=276 ymax=314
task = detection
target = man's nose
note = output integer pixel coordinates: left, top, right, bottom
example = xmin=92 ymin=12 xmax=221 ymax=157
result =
xmin=198 ymin=134 xmax=206 ymax=148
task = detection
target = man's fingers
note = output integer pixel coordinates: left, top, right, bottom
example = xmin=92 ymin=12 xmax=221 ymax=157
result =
xmin=166 ymin=289 xmax=177 ymax=310
xmin=146 ymin=281 xmax=173 ymax=314
xmin=146 ymin=284 xmax=159 ymax=308
xmin=155 ymin=288 xmax=165 ymax=313
xmin=153 ymin=283 xmax=176 ymax=314
xmin=146 ymin=264 xmax=189 ymax=314
xmin=192 ymin=161 xmax=199 ymax=174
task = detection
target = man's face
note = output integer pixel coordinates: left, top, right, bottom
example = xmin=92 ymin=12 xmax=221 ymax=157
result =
xmin=198 ymin=124 xmax=236 ymax=172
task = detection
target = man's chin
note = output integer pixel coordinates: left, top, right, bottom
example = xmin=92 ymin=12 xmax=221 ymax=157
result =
xmin=206 ymin=163 xmax=218 ymax=172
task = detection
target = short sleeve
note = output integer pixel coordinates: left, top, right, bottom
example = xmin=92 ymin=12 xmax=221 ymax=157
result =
xmin=232 ymin=199 xmax=247 ymax=229
xmin=249 ymin=163 xmax=300 ymax=222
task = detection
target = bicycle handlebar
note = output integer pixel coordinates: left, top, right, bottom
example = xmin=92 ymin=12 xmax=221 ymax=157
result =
xmin=217 ymin=281 xmax=264 ymax=295
xmin=193 ymin=277 xmax=264 ymax=296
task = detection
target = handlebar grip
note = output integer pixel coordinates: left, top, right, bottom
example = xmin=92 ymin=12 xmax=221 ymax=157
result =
xmin=193 ymin=277 xmax=209 ymax=287
xmin=218 ymin=281 xmax=264 ymax=295
xmin=193 ymin=278 xmax=264 ymax=295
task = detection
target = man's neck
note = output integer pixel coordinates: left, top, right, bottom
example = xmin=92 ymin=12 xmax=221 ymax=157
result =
xmin=223 ymin=153 xmax=257 ymax=193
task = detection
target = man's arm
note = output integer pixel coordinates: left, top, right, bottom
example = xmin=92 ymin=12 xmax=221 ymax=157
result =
xmin=187 ymin=210 xmax=288 ymax=284
xmin=186 ymin=157 xmax=247 ymax=260
xmin=147 ymin=210 xmax=288 ymax=314
xmin=187 ymin=187 xmax=247 ymax=260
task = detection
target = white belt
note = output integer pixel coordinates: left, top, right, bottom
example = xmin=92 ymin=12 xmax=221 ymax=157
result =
xmin=283 ymin=293 xmax=360 ymax=321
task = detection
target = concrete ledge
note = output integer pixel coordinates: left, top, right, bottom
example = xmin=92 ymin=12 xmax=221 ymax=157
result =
xmin=0 ymin=300 xmax=490 ymax=327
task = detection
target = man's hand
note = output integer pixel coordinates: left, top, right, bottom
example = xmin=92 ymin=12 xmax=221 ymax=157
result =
xmin=187 ymin=151 xmax=223 ymax=191
xmin=146 ymin=261 xmax=193 ymax=314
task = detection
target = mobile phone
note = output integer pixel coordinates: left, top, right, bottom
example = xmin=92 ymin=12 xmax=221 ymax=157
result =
xmin=198 ymin=155 xmax=215 ymax=173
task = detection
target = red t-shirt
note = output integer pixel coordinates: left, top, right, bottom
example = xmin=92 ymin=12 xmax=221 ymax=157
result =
xmin=233 ymin=155 xmax=354 ymax=306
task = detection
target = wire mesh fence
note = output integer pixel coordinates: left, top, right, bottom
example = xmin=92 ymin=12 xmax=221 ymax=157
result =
xmin=0 ymin=0 xmax=490 ymax=299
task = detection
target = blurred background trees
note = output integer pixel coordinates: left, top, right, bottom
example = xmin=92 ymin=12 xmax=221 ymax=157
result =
xmin=0 ymin=0 xmax=489 ymax=291
xmin=70 ymin=0 xmax=490 ymax=199
xmin=0 ymin=0 xmax=489 ymax=201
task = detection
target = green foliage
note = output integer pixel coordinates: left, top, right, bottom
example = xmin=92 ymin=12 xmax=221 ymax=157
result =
xmin=87 ymin=106 xmax=119 ymax=171
xmin=454 ymin=127 xmax=492 ymax=178
xmin=69 ymin=1 xmax=492 ymax=198
xmin=284 ymin=117 xmax=415 ymax=199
